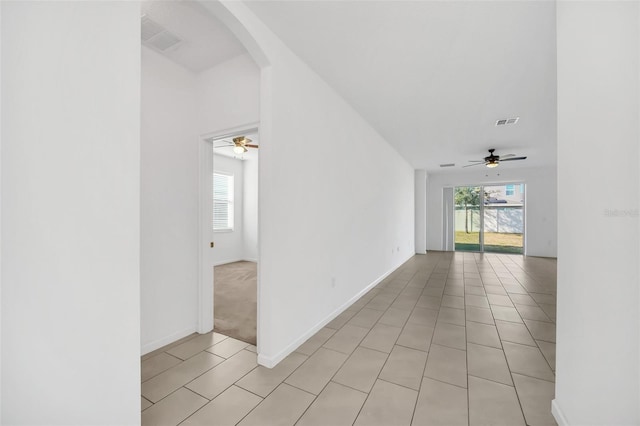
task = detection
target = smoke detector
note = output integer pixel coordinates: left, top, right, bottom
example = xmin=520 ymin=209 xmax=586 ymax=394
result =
xmin=495 ymin=117 xmax=519 ymax=126
xmin=141 ymin=15 xmax=182 ymax=52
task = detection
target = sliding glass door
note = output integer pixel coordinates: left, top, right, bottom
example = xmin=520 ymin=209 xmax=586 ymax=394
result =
xmin=483 ymin=184 xmax=524 ymax=254
xmin=454 ymin=186 xmax=482 ymax=251
xmin=454 ymin=184 xmax=524 ymax=254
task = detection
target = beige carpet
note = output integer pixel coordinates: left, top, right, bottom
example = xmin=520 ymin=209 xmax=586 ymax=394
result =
xmin=214 ymin=261 xmax=257 ymax=345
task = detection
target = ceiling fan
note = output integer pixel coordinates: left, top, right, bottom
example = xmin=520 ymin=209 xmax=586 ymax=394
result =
xmin=463 ymin=149 xmax=527 ymax=168
xmin=214 ymin=136 xmax=258 ymax=154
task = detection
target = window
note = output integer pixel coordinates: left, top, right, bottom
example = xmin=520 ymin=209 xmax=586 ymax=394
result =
xmin=505 ymin=184 xmax=515 ymax=196
xmin=213 ymin=172 xmax=234 ymax=231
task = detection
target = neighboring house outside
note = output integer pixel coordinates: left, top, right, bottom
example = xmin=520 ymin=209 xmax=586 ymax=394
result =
xmin=484 ymin=183 xmax=525 ymax=205
xmin=455 ymin=184 xmax=525 ymax=234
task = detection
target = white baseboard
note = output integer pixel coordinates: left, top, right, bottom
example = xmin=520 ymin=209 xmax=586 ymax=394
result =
xmin=551 ymin=399 xmax=568 ymax=426
xmin=141 ymin=326 xmax=196 ymax=356
xmin=257 ymin=253 xmax=414 ymax=368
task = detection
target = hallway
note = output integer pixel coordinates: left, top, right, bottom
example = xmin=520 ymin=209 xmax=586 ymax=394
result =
xmin=141 ymin=252 xmax=557 ymax=425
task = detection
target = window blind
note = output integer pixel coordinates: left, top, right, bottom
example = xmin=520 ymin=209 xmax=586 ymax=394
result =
xmin=213 ymin=172 xmax=234 ymax=230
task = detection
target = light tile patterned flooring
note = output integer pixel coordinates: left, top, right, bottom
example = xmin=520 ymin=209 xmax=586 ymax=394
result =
xmin=141 ymin=252 xmax=557 ymax=425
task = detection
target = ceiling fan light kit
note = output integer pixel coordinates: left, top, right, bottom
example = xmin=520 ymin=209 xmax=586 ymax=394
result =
xmin=233 ymin=136 xmax=249 ymax=145
xmin=463 ymin=148 xmax=527 ymax=168
xmin=214 ymin=135 xmax=259 ymax=155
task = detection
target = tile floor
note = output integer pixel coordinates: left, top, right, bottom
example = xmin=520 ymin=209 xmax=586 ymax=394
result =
xmin=141 ymin=252 xmax=557 ymax=426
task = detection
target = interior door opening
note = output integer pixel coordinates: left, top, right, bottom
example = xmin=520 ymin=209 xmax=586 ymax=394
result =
xmin=207 ymin=129 xmax=259 ymax=346
xmin=454 ymin=183 xmax=525 ymax=254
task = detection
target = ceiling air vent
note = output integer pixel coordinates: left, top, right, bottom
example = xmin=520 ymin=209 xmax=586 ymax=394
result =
xmin=141 ymin=15 xmax=182 ymax=52
xmin=141 ymin=16 xmax=163 ymax=41
xmin=440 ymin=163 xmax=455 ymax=168
xmin=496 ymin=117 xmax=519 ymax=126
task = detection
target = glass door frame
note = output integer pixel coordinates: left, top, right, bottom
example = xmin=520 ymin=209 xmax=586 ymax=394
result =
xmin=453 ymin=183 xmax=525 ymax=254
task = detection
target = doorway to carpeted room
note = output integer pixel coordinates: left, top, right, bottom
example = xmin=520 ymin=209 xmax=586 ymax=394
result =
xmin=213 ymin=261 xmax=257 ymax=345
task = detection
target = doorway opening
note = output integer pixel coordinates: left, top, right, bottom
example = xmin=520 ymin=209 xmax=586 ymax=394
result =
xmin=454 ymin=183 xmax=525 ymax=254
xmin=139 ymin=0 xmax=268 ymax=367
xmin=204 ymin=128 xmax=259 ymax=346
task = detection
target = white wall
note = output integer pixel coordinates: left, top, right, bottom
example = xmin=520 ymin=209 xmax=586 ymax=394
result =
xmin=207 ymin=1 xmax=415 ymax=367
xmin=141 ymin=47 xmax=200 ymax=352
xmin=197 ymin=53 xmax=260 ymax=134
xmin=415 ymin=170 xmax=427 ymax=254
xmin=243 ymin=156 xmax=259 ymax=261
xmin=426 ymin=166 xmax=557 ymax=257
xmin=1 ymin=2 xmax=3 ymax=418
xmin=141 ymin=48 xmax=260 ymax=353
xmin=1 ymin=2 xmax=140 ymax=424
xmin=555 ymin=2 xmax=639 ymax=424
xmin=212 ymin=154 xmax=246 ymax=265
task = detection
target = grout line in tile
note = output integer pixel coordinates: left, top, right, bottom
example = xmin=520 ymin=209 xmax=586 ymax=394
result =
xmin=142 ymin=253 xmax=554 ymax=426
xmin=140 ymin=352 xmax=185 ymax=384
xmin=141 ymin=332 xmax=200 ymax=361
xmin=376 ymin=377 xmax=421 ymax=394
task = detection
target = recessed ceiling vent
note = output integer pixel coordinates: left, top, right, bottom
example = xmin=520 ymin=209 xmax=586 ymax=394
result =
xmin=141 ymin=15 xmax=182 ymax=52
xmin=439 ymin=163 xmax=455 ymax=168
xmin=496 ymin=117 xmax=519 ymax=126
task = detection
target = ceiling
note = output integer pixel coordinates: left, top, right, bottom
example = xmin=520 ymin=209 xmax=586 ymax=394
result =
xmin=142 ymin=1 xmax=557 ymax=173
xmin=141 ymin=0 xmax=247 ymax=72
xmin=245 ymin=1 xmax=557 ymax=173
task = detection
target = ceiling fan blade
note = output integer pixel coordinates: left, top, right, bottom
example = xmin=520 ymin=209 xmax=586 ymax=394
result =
xmin=245 ymin=144 xmax=259 ymax=148
xmin=214 ymin=144 xmax=233 ymax=149
xmin=463 ymin=162 xmax=486 ymax=168
xmin=468 ymin=160 xmax=484 ymax=163
xmin=501 ymin=154 xmax=515 ymax=159
xmin=500 ymin=156 xmax=527 ymax=162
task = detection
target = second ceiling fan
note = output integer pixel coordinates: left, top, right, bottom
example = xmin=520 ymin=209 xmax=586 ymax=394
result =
xmin=464 ymin=149 xmax=527 ymax=168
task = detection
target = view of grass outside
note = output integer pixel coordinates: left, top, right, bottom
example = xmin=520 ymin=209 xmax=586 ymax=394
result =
xmin=454 ymin=231 xmax=524 ymax=254
xmin=454 ymin=184 xmax=524 ymax=254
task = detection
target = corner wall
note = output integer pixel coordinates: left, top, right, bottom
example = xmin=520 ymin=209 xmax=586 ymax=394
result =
xmin=210 ymin=1 xmax=415 ymax=366
xmin=0 ymin=2 xmax=3 ymax=418
xmin=555 ymin=1 xmax=639 ymax=424
xmin=426 ymin=166 xmax=557 ymax=258
xmin=1 ymin=2 xmax=141 ymax=423
xmin=141 ymin=47 xmax=200 ymax=352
